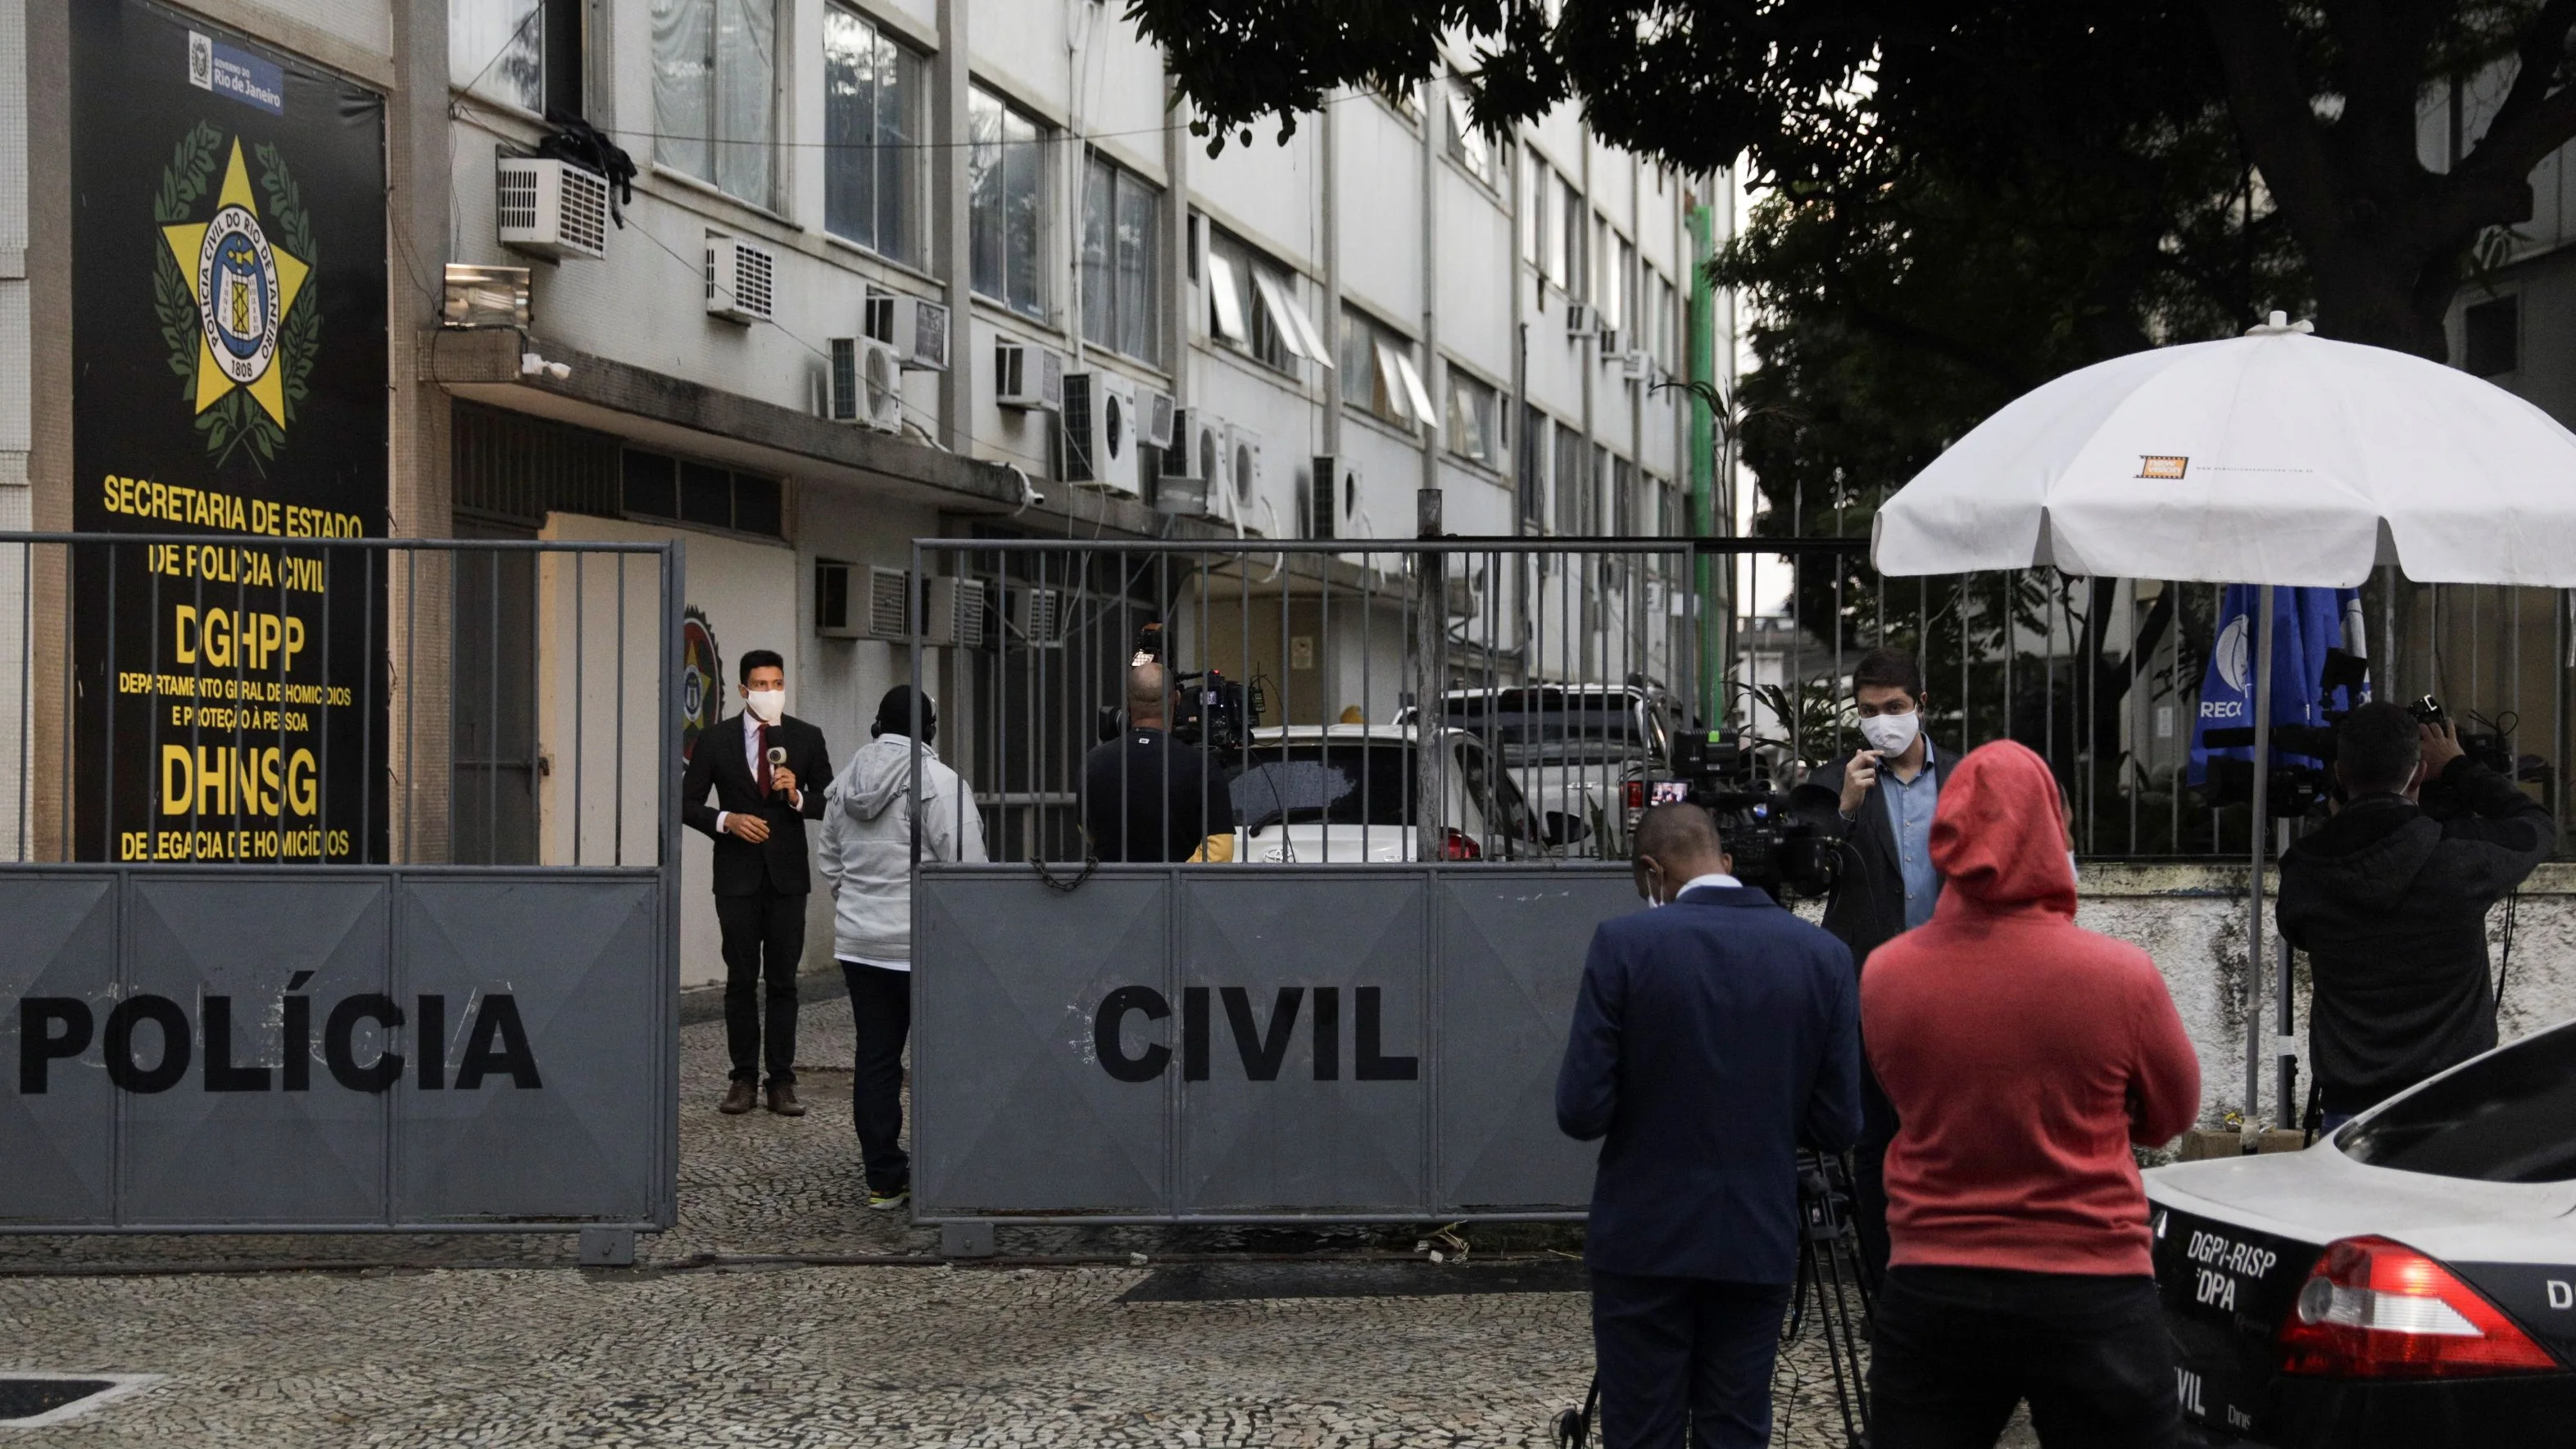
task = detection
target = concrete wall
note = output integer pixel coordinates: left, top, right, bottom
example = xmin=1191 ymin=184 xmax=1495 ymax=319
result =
xmin=1827 ymin=861 xmax=2576 ymax=1130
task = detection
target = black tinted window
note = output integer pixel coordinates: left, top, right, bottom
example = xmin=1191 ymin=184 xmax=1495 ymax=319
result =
xmin=2338 ymin=1021 xmax=2576 ymax=1184
xmin=1230 ymin=744 xmax=1413 ymax=830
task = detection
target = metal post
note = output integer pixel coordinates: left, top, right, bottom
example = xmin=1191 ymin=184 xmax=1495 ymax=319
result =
xmin=1416 ymin=489 xmax=1447 ymax=863
xmin=2245 ymin=585 xmax=2275 ymax=1123
xmin=2275 ymin=816 xmax=2297 ymax=1125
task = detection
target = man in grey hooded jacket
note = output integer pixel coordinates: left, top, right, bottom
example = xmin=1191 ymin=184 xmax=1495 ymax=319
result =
xmin=818 ymin=686 xmax=986 ymax=1210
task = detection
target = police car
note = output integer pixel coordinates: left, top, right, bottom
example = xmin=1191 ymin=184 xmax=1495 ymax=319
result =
xmin=2145 ymin=1017 xmax=2576 ymax=1448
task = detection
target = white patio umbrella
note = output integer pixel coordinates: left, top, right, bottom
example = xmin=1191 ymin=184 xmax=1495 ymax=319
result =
xmin=1872 ymin=314 xmax=2576 ymax=1121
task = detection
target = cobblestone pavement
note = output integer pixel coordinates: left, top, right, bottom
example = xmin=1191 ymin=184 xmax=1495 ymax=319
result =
xmin=0 ymin=994 xmax=2025 ymax=1446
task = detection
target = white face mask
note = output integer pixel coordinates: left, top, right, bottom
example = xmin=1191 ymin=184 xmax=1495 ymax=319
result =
xmin=1858 ymin=710 xmax=1920 ymax=757
xmin=746 ymin=688 xmax=786 ymax=725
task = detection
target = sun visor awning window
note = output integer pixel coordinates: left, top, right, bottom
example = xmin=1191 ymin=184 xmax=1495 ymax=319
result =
xmin=1205 ymin=251 xmax=1247 ymax=343
xmin=1249 ymin=270 xmax=1308 ymax=360
xmin=1394 ymin=351 xmax=1438 ymax=431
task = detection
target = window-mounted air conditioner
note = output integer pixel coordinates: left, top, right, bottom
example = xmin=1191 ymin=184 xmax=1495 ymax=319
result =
xmin=921 ymin=577 xmax=987 ymax=649
xmin=828 ymin=337 xmax=905 ymax=432
xmin=863 ymin=566 xmax=912 ymax=640
xmin=1621 ymin=349 xmax=1651 ymax=382
xmin=1005 ymin=584 xmax=1066 ymax=646
xmin=705 ymin=231 xmax=777 ymax=324
xmin=1563 ymin=302 xmax=1599 ymax=338
xmin=1155 ymin=407 xmax=1216 ymax=516
xmin=496 ymin=157 xmax=608 ymax=261
xmin=1061 ymin=371 xmax=1142 ymax=496
xmin=995 ymin=339 xmax=1064 ymax=411
xmin=1597 ymin=324 xmax=1625 ymax=356
xmin=866 ymin=288 xmax=950 ymax=371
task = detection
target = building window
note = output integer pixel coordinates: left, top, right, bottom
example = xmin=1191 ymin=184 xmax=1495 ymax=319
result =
xmin=969 ymin=86 xmax=1050 ymax=320
xmin=1558 ymin=179 xmax=1584 ymax=297
xmin=1518 ymin=405 xmax=1545 ymax=526
xmin=823 ymin=6 xmax=922 ymax=263
xmin=1340 ymin=308 xmax=1435 ymax=432
xmin=622 ymin=449 xmax=783 ymax=538
xmin=1652 ymin=475 xmax=1679 ymax=537
xmin=1208 ymin=225 xmax=1326 ymax=374
xmin=452 ymin=0 xmax=582 ymax=115
xmin=1521 ymin=157 xmax=1547 ymax=270
xmin=1552 ymin=424 xmax=1585 ymax=535
xmin=1444 ymin=75 xmax=1493 ymax=188
xmin=1447 ymin=368 xmax=1502 ymax=466
xmin=651 ymin=0 xmax=779 ymax=211
xmin=1082 ymin=154 xmax=1163 ymax=365
xmin=2464 ymin=294 xmax=2519 ymax=377
xmin=1596 ymin=227 xmax=1634 ymax=333
xmin=1611 ymin=455 xmax=1635 ymax=535
xmin=1654 ymin=273 xmax=1680 ymax=369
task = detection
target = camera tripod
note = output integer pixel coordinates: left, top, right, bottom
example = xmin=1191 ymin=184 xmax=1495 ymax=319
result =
xmin=1553 ymin=1151 xmax=1874 ymax=1449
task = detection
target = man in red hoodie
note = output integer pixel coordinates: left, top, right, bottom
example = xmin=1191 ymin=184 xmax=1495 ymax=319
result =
xmin=1860 ymin=740 xmax=2201 ymax=1449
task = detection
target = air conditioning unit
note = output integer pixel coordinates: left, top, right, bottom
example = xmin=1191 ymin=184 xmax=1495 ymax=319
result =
xmin=496 ymin=157 xmax=609 ymax=260
xmin=1309 ymin=454 xmax=1360 ymax=540
xmin=921 ymin=577 xmax=987 ymax=648
xmin=705 ymin=231 xmax=777 ymax=324
xmin=1005 ymin=584 xmax=1066 ymax=646
xmin=1060 ymin=371 xmax=1142 ymax=496
xmin=1621 ymin=349 xmax=1651 ymax=382
xmin=828 ymin=337 xmax=905 ymax=432
xmin=814 ymin=559 xmax=859 ymax=638
xmin=1141 ymin=389 xmax=1177 ymax=451
xmin=1224 ymin=423 xmax=1263 ymax=518
xmin=1597 ymin=324 xmax=1625 ymax=356
xmin=860 ymin=566 xmax=912 ymax=640
xmin=866 ymin=288 xmax=950 ymax=371
xmin=995 ymin=339 xmax=1064 ymax=411
xmin=1563 ymin=302 xmax=1598 ymax=337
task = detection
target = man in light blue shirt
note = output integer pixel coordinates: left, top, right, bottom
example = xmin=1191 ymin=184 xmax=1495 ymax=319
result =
xmin=1881 ymin=737 xmax=1940 ymax=930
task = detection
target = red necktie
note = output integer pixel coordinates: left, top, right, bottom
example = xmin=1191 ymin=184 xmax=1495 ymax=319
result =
xmin=755 ymin=722 xmax=772 ymax=795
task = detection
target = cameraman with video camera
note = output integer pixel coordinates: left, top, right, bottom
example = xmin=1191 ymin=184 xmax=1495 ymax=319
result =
xmin=1083 ymin=659 xmax=1237 ymax=863
xmin=2277 ymin=701 xmax=2556 ymax=1130
xmin=1789 ymin=646 xmax=1950 ymax=1287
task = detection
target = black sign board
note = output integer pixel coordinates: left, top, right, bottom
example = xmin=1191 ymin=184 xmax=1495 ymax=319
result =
xmin=70 ymin=0 xmax=388 ymax=863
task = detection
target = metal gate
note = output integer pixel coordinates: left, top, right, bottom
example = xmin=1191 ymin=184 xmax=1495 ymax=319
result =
xmin=0 ymin=534 xmax=682 ymax=1234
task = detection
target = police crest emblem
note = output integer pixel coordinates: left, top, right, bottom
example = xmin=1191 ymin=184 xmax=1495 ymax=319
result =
xmin=153 ymin=124 xmax=320 ymax=469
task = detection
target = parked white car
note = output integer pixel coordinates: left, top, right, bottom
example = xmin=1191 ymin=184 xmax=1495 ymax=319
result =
xmin=1404 ymin=684 xmax=1681 ymax=857
xmin=1225 ymin=725 xmax=1537 ymax=863
xmin=2147 ymin=1017 xmax=2576 ymax=1448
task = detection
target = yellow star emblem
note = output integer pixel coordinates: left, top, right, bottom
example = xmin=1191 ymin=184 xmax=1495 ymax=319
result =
xmin=161 ymin=138 xmax=310 ymax=427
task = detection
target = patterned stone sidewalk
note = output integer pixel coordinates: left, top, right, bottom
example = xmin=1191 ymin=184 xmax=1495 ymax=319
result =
xmin=0 ymin=995 xmax=1940 ymax=1447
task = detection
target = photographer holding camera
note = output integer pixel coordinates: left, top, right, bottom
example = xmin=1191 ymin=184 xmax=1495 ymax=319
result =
xmin=1789 ymin=646 xmax=1950 ymax=1285
xmin=1083 ymin=660 xmax=1237 ymax=863
xmin=2277 ymin=701 xmax=2556 ymax=1129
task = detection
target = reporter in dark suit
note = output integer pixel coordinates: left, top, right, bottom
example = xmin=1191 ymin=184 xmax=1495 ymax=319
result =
xmin=681 ymin=649 xmax=831 ymax=1116
xmin=1558 ymin=804 xmax=1862 ymax=1449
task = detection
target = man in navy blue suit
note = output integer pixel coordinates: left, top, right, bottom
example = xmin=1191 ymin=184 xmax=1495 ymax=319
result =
xmin=1558 ymin=803 xmax=1864 ymax=1449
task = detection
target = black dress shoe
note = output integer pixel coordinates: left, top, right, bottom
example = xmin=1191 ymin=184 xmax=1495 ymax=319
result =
xmin=767 ymin=1083 xmax=806 ymax=1116
xmin=719 ymin=1080 xmax=758 ymax=1115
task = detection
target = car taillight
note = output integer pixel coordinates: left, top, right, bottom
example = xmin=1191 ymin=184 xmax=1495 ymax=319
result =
xmin=2277 ymin=1235 xmax=2558 ymax=1379
xmin=1623 ymin=781 xmax=1646 ymax=809
xmin=1440 ymin=828 xmax=1481 ymax=861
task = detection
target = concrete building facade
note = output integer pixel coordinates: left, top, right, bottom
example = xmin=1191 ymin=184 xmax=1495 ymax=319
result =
xmin=0 ymin=0 xmax=1726 ymax=984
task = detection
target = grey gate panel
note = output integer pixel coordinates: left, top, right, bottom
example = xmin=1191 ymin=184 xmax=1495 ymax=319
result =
xmin=0 ymin=876 xmax=117 ymax=1224
xmin=122 ymin=874 xmax=393 ymax=1225
xmin=1434 ymin=872 xmax=1634 ymax=1211
xmin=1177 ymin=871 xmax=1429 ymax=1212
xmin=914 ymin=863 xmax=1637 ymax=1223
xmin=396 ymin=876 xmax=664 ymax=1224
xmin=914 ymin=872 xmax=1168 ymax=1216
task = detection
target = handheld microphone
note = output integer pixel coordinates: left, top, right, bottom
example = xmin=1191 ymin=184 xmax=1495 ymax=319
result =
xmin=767 ymin=745 xmax=788 ymax=799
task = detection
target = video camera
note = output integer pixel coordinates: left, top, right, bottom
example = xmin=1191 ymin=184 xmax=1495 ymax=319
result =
xmin=2202 ymin=674 xmax=2514 ymax=817
xmin=1100 ymin=622 xmax=1265 ymax=755
xmin=1649 ymin=729 xmax=1839 ymax=899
